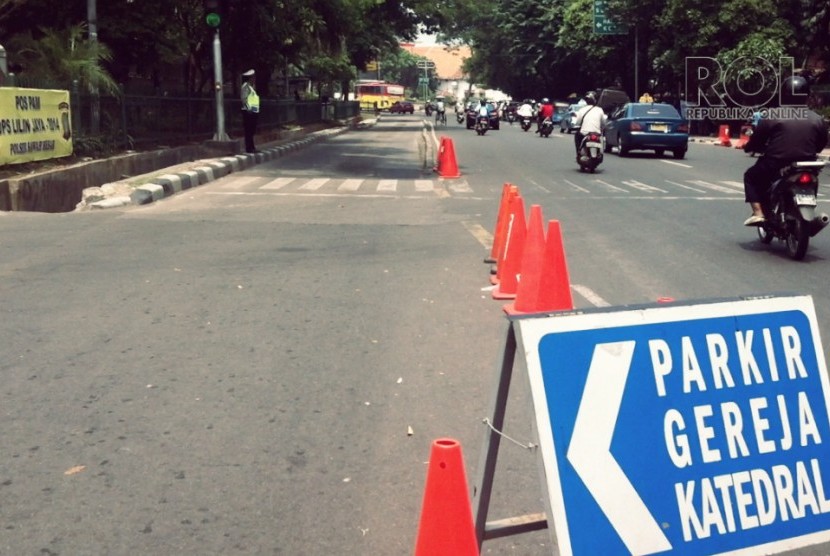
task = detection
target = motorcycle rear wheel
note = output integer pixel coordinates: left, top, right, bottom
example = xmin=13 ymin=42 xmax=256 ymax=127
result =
xmin=786 ymin=218 xmax=810 ymax=260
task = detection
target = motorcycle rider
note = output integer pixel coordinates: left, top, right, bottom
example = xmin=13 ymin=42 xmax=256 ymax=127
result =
xmin=516 ymin=100 xmax=533 ymax=126
xmin=536 ymin=98 xmax=555 ymax=133
xmin=435 ymin=96 xmax=446 ymax=124
xmin=573 ymin=91 xmax=607 ymax=157
xmin=742 ymin=75 xmax=828 ymax=226
xmin=476 ymin=99 xmax=490 ymax=129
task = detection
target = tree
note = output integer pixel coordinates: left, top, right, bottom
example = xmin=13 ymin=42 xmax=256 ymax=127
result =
xmin=9 ymin=23 xmax=120 ymax=94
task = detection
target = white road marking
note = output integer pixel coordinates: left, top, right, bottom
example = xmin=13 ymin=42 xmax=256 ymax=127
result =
xmin=337 ymin=179 xmax=363 ymax=191
xmin=260 ymin=177 xmax=295 ymax=190
xmin=665 ymin=180 xmax=706 ymax=193
xmin=299 ymin=178 xmax=330 ymax=190
xmin=621 ymin=180 xmax=667 ymax=193
xmin=377 ymin=179 xmax=397 ymax=192
xmin=660 ymin=159 xmax=692 ymax=168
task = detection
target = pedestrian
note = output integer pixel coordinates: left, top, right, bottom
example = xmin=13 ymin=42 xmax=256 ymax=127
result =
xmin=294 ymin=89 xmax=300 ymax=102
xmin=241 ymin=69 xmax=260 ymax=153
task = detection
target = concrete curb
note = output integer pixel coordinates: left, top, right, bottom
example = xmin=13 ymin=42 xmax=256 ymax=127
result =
xmin=86 ymin=125 xmax=357 ymax=210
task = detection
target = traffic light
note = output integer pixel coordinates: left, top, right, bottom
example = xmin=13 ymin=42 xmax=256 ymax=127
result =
xmin=203 ymin=0 xmax=221 ymax=28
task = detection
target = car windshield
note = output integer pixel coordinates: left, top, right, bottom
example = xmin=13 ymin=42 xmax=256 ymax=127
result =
xmin=630 ymin=104 xmax=681 ymax=119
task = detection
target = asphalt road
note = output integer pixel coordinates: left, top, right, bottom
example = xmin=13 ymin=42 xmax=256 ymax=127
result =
xmin=2 ymin=113 xmax=830 ymax=555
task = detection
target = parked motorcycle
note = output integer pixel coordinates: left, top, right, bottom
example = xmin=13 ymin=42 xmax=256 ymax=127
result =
xmin=539 ymin=117 xmax=554 ymax=138
xmin=476 ymin=115 xmax=489 ymax=136
xmin=520 ymin=116 xmax=532 ymax=132
xmin=756 ymin=160 xmax=829 ymax=260
xmin=576 ymin=130 xmax=604 ymax=173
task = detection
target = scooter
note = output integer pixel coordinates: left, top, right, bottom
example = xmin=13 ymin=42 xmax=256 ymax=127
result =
xmin=538 ymin=117 xmax=554 ymax=138
xmin=476 ymin=115 xmax=489 ymax=136
xmin=576 ymin=130 xmax=604 ymax=173
xmin=520 ymin=116 xmax=532 ymax=132
xmin=456 ymin=111 xmax=465 ymax=124
xmin=756 ymin=160 xmax=829 ymax=260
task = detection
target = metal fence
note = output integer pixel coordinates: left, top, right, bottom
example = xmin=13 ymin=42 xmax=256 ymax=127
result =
xmin=69 ymin=91 xmax=359 ymax=149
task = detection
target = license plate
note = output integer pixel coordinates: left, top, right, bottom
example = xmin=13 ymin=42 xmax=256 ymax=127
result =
xmin=586 ymin=142 xmax=602 ymax=148
xmin=650 ymin=124 xmax=668 ymax=132
xmin=795 ymin=193 xmax=817 ymax=206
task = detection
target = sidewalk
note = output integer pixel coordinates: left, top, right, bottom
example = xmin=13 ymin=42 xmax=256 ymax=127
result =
xmin=1 ymin=116 xmax=373 ymax=213
xmin=75 ymin=124 xmax=358 ymax=210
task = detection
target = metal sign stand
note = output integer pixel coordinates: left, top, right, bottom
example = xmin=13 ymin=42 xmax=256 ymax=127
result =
xmin=471 ymin=321 xmax=548 ymax=549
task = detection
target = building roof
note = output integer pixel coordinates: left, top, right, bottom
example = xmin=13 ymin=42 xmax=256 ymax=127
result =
xmin=400 ymin=42 xmax=471 ymax=81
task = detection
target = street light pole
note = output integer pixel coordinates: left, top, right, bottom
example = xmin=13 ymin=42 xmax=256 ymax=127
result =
xmin=212 ymin=29 xmax=229 ymax=140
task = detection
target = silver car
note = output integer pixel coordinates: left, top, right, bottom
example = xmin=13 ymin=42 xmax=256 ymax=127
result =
xmin=559 ymin=103 xmax=582 ymax=134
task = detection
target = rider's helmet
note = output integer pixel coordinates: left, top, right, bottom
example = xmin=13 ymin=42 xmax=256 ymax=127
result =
xmin=584 ymin=91 xmax=597 ymax=105
xmin=780 ymin=75 xmax=810 ymax=106
xmin=542 ymin=97 xmax=550 ymax=104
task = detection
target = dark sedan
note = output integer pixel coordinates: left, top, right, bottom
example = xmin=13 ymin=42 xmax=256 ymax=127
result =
xmin=389 ymin=101 xmax=414 ymax=114
xmin=604 ymin=103 xmax=689 ymax=159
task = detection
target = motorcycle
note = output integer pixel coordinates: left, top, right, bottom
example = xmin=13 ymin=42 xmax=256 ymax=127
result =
xmin=756 ymin=160 xmax=829 ymax=260
xmin=476 ymin=115 xmax=489 ymax=136
xmin=576 ymin=130 xmax=604 ymax=173
xmin=520 ymin=116 xmax=532 ymax=132
xmin=539 ymin=117 xmax=554 ymax=138
xmin=456 ymin=111 xmax=465 ymax=124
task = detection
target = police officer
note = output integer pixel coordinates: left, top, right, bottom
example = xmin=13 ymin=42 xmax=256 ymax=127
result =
xmin=241 ymin=69 xmax=260 ymax=153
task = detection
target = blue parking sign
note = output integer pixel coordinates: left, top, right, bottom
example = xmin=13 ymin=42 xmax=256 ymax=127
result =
xmin=517 ymin=295 xmax=830 ymax=555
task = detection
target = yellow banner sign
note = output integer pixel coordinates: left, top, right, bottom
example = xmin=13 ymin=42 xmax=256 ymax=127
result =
xmin=0 ymin=87 xmax=73 ymax=166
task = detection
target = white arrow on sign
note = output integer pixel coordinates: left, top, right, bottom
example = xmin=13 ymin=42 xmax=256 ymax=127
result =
xmin=567 ymin=341 xmax=672 ymax=555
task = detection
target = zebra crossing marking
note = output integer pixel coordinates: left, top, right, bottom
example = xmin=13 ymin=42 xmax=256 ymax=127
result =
xmin=449 ymin=180 xmax=473 ymax=193
xmin=299 ymin=178 xmax=330 ymax=190
xmin=260 ymin=177 xmax=295 ymax=190
xmin=377 ymin=179 xmax=397 ymax=192
xmin=593 ymin=179 xmax=628 ymax=193
xmin=337 ymin=179 xmax=363 ymax=191
xmin=689 ymin=179 xmax=738 ymax=194
xmin=621 ymin=179 xmax=667 ymax=193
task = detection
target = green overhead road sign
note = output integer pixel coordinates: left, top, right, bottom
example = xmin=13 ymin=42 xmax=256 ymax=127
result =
xmin=594 ymin=0 xmax=627 ymax=35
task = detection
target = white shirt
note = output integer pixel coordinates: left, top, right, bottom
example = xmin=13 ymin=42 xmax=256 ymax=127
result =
xmin=574 ymin=105 xmax=607 ymax=134
xmin=478 ymin=105 xmax=489 ymax=117
xmin=516 ymin=103 xmax=533 ymax=117
xmin=436 ymin=101 xmax=445 ymax=112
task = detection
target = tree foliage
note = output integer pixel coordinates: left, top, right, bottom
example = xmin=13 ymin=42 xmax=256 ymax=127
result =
xmin=0 ymin=0 xmax=825 ymax=104
xmin=0 ymin=0 xmax=444 ymax=98
xmin=438 ymin=0 xmax=828 ymax=102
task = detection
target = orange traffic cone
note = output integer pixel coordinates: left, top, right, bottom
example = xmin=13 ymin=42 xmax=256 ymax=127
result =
xmin=485 ymin=183 xmax=513 ymax=264
xmin=717 ymin=124 xmax=732 ymax=147
xmin=492 ymin=195 xmax=526 ymax=299
xmin=414 ymin=439 xmax=479 ymax=556
xmin=537 ymin=219 xmax=574 ymax=311
xmin=435 ymin=137 xmax=461 ymax=178
xmin=504 ymin=205 xmax=546 ymax=314
xmin=487 ymin=184 xmax=519 ymax=268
